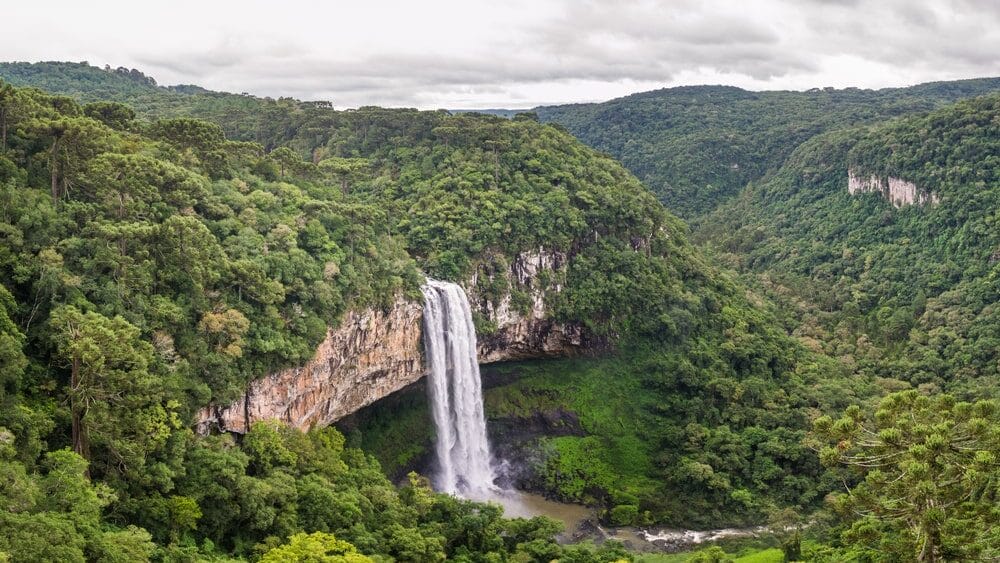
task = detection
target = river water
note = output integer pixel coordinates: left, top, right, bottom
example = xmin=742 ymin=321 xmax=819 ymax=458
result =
xmin=465 ymin=488 xmax=592 ymax=541
xmin=472 ymin=487 xmax=768 ymax=551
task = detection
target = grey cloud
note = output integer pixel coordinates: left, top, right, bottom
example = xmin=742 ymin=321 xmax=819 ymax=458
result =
xmin=129 ymin=0 xmax=1000 ymax=108
xmin=796 ymin=0 xmax=1000 ymax=69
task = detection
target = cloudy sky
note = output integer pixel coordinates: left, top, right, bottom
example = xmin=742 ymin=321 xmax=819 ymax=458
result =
xmin=5 ymin=0 xmax=999 ymax=108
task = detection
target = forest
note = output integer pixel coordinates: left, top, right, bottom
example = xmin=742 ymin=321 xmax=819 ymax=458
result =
xmin=535 ymin=79 xmax=1000 ymax=218
xmin=539 ymin=77 xmax=1000 ymax=560
xmin=0 ymin=61 xmax=997 ymax=562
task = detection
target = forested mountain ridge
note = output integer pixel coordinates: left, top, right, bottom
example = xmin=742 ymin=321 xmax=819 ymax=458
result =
xmin=534 ymin=78 xmax=1000 ymax=218
xmin=694 ymin=94 xmax=1000 ymax=560
xmin=0 ymin=67 xmax=836 ymax=560
xmin=697 ymin=94 xmax=1000 ymax=397
xmin=0 ymin=61 xmax=426 ymax=156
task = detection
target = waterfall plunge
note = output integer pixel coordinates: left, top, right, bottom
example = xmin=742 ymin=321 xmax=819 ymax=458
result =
xmin=421 ymin=279 xmax=497 ymax=496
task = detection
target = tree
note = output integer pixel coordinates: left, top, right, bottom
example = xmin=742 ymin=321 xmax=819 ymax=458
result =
xmin=49 ymin=306 xmax=176 ymax=476
xmin=148 ymin=118 xmax=225 ymax=153
xmin=318 ymin=157 xmax=370 ymax=194
xmin=814 ymin=391 xmax=1000 ymax=561
xmin=269 ymin=147 xmax=302 ymax=179
xmin=83 ymin=101 xmax=136 ymax=131
xmin=260 ymin=532 xmax=372 ymax=563
xmin=0 ymin=82 xmax=16 ymax=152
xmin=689 ymin=546 xmax=734 ymax=563
xmin=21 ymin=116 xmax=115 ymax=202
xmin=148 ymin=118 xmax=229 ymax=177
xmin=0 ymin=285 xmax=26 ymax=400
xmin=80 ymin=153 xmax=208 ymax=220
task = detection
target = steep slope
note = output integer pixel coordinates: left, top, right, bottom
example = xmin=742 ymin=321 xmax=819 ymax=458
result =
xmin=534 ymin=79 xmax=1000 ymax=218
xmin=697 ymin=94 xmax=1000 ymax=395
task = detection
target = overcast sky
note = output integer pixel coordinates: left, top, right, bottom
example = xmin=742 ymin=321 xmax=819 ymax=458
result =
xmin=5 ymin=0 xmax=999 ymax=109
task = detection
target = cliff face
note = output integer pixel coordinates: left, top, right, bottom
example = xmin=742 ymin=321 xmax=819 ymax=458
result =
xmin=196 ymin=248 xmax=590 ymax=434
xmin=196 ymin=299 xmax=425 ymax=434
xmin=470 ymin=248 xmax=592 ymax=363
xmin=848 ymin=168 xmax=939 ymax=207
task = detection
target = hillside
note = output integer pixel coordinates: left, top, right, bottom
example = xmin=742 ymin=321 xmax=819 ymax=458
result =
xmin=0 ymin=67 xmax=837 ymax=560
xmin=697 ymin=94 xmax=1000 ymax=396
xmin=534 ymin=79 xmax=1000 ymax=218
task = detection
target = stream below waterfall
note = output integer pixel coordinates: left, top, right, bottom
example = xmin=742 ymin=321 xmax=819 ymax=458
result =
xmin=464 ymin=487 xmax=770 ymax=552
xmin=419 ymin=280 xmax=767 ymax=553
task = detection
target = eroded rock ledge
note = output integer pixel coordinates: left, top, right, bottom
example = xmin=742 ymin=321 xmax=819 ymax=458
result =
xmin=196 ymin=248 xmax=591 ymax=434
xmin=847 ymin=168 xmax=939 ymax=207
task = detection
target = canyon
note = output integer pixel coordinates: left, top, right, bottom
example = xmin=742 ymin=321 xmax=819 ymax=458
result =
xmin=195 ymin=248 xmax=594 ymax=434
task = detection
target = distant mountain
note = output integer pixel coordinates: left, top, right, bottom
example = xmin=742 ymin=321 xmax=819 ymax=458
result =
xmin=448 ymin=108 xmax=530 ymax=118
xmin=534 ymin=79 xmax=1000 ymax=218
xmin=0 ymin=61 xmax=342 ymax=153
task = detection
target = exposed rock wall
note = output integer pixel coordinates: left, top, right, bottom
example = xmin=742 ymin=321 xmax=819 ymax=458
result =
xmin=848 ymin=168 xmax=939 ymax=207
xmin=469 ymin=247 xmax=593 ymax=363
xmin=196 ymin=298 xmax=424 ymax=434
xmin=196 ymin=247 xmax=591 ymax=434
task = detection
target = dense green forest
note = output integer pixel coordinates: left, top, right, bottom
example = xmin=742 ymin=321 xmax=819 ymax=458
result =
xmin=698 ymin=95 xmax=1000 ymax=397
xmin=538 ymin=77 xmax=1000 ymax=558
xmin=0 ymin=64 xmax=841 ymax=561
xmin=535 ymin=79 xmax=1000 ymax=218
xmin=697 ymin=97 xmax=1000 ymax=559
xmin=2 ymin=61 xmax=999 ymax=562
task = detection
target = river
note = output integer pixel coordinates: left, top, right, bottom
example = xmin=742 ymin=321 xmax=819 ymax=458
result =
xmin=472 ymin=488 xmax=769 ymax=552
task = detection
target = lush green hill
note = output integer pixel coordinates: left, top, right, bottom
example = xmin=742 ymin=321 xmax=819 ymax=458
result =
xmin=4 ymin=60 xmax=999 ymax=561
xmin=536 ymin=78 xmax=1000 ymax=561
xmin=0 ymin=61 xmax=358 ymax=154
xmin=697 ymin=94 xmax=1000 ymax=397
xmin=0 ymin=67 xmax=839 ymax=559
xmin=534 ymin=79 xmax=1000 ymax=218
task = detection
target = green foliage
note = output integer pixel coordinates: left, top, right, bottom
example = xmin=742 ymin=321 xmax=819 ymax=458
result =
xmin=8 ymin=62 xmax=995 ymax=560
xmin=813 ymin=391 xmax=1000 ymax=561
xmin=360 ymin=344 xmax=836 ymax=528
xmin=0 ymin=444 xmax=155 ymax=563
xmin=699 ymin=95 xmax=1000 ymax=396
xmin=609 ymin=504 xmax=640 ymax=526
xmin=260 ymin=532 xmax=372 ymax=563
xmin=49 ymin=305 xmax=177 ymax=463
xmin=537 ymin=80 xmax=1000 ymax=218
xmin=0 ymin=71 xmax=794 ymax=559
xmin=0 ymin=285 xmax=26 ymax=400
xmin=82 ymin=101 xmax=136 ymax=131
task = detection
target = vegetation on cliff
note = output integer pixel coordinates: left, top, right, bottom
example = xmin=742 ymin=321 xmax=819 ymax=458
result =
xmin=698 ymin=95 xmax=1000 ymax=397
xmin=535 ymin=79 xmax=999 ymax=218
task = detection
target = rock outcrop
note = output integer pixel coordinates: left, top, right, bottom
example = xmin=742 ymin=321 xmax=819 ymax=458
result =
xmin=848 ymin=168 xmax=939 ymax=207
xmin=196 ymin=248 xmax=591 ymax=434
xmin=196 ymin=298 xmax=425 ymax=434
xmin=470 ymin=248 xmax=592 ymax=362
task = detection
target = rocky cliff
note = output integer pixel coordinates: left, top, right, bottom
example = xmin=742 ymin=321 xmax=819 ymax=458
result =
xmin=847 ymin=168 xmax=939 ymax=207
xmin=196 ymin=247 xmax=591 ymax=434
xmin=469 ymin=248 xmax=592 ymax=363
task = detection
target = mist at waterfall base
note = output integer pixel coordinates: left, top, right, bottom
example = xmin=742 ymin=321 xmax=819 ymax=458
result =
xmin=420 ymin=279 xmax=565 ymax=521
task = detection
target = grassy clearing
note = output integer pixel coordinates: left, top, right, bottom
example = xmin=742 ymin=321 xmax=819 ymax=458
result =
xmin=484 ymin=358 xmax=661 ymax=505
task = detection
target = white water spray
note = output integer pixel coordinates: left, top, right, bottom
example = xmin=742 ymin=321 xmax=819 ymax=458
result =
xmin=421 ymin=279 xmax=497 ymax=496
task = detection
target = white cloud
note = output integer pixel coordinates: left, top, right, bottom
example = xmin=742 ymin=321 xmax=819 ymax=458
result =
xmin=3 ymin=0 xmax=998 ymax=108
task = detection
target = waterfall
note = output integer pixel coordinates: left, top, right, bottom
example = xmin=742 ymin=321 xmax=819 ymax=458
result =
xmin=421 ymin=279 xmax=497 ymax=496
